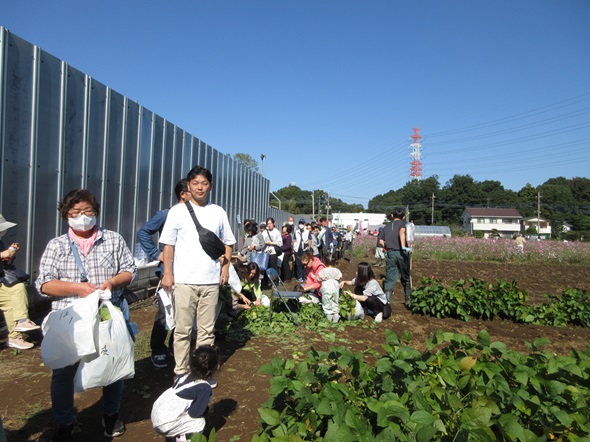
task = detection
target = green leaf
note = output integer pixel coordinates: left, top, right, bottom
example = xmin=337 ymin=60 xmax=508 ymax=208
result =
xmin=477 ymin=329 xmax=490 ymax=346
xmin=258 ymin=407 xmax=281 ymax=426
xmin=411 ymin=410 xmax=435 ymax=425
xmin=498 ymin=414 xmax=526 ymax=440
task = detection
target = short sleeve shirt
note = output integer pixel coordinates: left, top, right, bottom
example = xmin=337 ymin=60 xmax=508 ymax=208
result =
xmin=159 ymin=201 xmax=236 ymax=284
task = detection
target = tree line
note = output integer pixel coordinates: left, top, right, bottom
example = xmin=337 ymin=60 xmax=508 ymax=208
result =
xmin=272 ymin=175 xmax=590 ymax=240
xmin=232 ymin=153 xmax=589 ymax=239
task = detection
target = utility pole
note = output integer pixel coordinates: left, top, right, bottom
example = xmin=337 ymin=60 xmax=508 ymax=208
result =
xmin=311 ymin=191 xmax=315 ymax=221
xmin=260 ymin=154 xmax=266 ymax=176
xmin=326 ymin=193 xmax=331 ymax=221
xmin=537 ymin=192 xmax=541 ymax=237
xmin=431 ymin=193 xmax=436 ymax=225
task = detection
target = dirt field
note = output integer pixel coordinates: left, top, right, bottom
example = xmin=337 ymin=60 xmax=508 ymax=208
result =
xmin=2 ymin=259 xmax=590 ymax=442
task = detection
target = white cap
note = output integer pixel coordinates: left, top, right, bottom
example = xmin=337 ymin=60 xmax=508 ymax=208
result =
xmin=0 ymin=214 xmax=16 ymax=231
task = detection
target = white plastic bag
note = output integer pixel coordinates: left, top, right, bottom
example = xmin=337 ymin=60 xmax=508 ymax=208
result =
xmin=74 ymin=299 xmax=135 ymax=392
xmin=41 ymin=290 xmax=100 ymax=370
xmin=158 ymin=287 xmax=175 ymax=330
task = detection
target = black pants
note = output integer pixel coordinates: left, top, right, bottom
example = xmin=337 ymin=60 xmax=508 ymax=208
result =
xmin=150 ymin=291 xmax=174 ymax=357
xmin=294 ymin=251 xmax=305 ymax=280
xmin=355 ymin=286 xmax=392 ymax=319
xmin=281 ymin=253 xmax=293 ymax=281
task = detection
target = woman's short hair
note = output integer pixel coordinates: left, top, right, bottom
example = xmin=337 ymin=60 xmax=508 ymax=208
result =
xmin=58 ymin=189 xmax=100 ymax=220
xmin=244 ymin=221 xmax=258 ymax=235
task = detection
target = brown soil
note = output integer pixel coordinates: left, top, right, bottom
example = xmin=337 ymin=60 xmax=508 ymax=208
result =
xmin=2 ymin=260 xmax=589 ymax=442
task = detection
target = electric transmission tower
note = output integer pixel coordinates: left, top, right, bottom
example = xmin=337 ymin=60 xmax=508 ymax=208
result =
xmin=409 ymin=128 xmax=423 ymax=181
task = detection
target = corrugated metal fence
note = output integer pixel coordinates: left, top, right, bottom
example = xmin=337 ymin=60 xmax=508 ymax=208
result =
xmin=0 ymin=27 xmax=289 ymax=287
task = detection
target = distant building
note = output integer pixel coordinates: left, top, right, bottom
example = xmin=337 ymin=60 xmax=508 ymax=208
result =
xmin=330 ymin=213 xmax=388 ymax=232
xmin=415 ymin=225 xmax=452 ymax=238
xmin=521 ymin=217 xmax=552 ymax=239
xmin=462 ymin=208 xmax=522 ymax=238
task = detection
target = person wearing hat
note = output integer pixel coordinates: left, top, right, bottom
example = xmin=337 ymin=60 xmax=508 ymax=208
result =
xmin=0 ymin=213 xmax=40 ymax=350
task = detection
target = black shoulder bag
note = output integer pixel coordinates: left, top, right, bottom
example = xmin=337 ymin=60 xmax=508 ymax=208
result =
xmin=185 ymin=201 xmax=226 ymax=261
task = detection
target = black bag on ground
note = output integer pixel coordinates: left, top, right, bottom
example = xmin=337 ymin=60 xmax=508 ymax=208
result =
xmin=185 ymin=202 xmax=226 ymax=261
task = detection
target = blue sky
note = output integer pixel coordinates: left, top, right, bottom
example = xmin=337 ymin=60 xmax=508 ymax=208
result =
xmin=3 ymin=1 xmax=589 ymax=208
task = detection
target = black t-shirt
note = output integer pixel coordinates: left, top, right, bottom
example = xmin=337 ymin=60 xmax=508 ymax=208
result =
xmin=378 ymin=220 xmax=406 ymax=250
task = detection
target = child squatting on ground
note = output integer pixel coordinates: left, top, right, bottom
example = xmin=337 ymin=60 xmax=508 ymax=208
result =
xmin=316 ymin=256 xmax=342 ymax=323
xmin=151 ymin=345 xmax=219 ymax=441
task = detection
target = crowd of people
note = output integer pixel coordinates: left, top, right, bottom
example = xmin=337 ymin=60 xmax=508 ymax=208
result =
xmin=1 ymin=162 xmax=415 ymax=440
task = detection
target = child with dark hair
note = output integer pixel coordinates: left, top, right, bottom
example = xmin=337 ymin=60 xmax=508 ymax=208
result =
xmin=340 ymin=262 xmax=391 ymax=323
xmin=151 ymin=345 xmax=219 ymax=441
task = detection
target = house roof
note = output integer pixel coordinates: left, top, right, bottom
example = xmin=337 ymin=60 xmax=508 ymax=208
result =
xmin=464 ymin=208 xmax=522 ymax=218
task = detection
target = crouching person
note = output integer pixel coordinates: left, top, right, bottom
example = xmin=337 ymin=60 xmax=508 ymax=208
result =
xmin=152 ymin=345 xmax=219 ymax=441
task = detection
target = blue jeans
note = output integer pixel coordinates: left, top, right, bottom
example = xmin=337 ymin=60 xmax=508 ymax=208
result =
xmin=51 ymin=363 xmax=124 ymax=427
xmin=51 ymin=295 xmax=131 ymax=427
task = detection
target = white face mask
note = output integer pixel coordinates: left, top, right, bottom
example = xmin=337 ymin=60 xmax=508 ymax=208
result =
xmin=68 ymin=214 xmax=96 ymax=232
xmin=299 ymin=224 xmax=305 ymax=230
xmin=288 ymin=221 xmax=294 ymax=225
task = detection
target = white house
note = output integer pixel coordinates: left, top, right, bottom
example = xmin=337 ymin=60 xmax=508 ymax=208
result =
xmin=331 ymin=213 xmax=387 ymax=232
xmin=521 ymin=217 xmax=552 ymax=239
xmin=462 ymin=208 xmax=522 ymax=238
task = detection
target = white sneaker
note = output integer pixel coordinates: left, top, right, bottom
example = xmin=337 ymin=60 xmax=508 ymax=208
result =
xmin=374 ymin=313 xmax=383 ymax=323
xmin=14 ymin=319 xmax=40 ymax=333
xmin=8 ymin=335 xmax=34 ymax=350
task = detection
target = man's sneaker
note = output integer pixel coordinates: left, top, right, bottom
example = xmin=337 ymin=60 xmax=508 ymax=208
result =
xmin=8 ymin=335 xmax=34 ymax=350
xmin=151 ymin=354 xmax=168 ymax=369
xmin=53 ymin=423 xmax=74 ymax=442
xmin=102 ymin=413 xmax=126 ymax=437
xmin=208 ymin=377 xmax=218 ymax=389
xmin=374 ymin=313 xmax=383 ymax=324
xmin=296 ymin=278 xmax=304 ymax=283
xmin=14 ymin=319 xmax=41 ymax=333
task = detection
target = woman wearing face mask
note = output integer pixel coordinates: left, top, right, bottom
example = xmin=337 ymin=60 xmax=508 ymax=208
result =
xmin=36 ymin=189 xmax=137 ymax=440
xmin=0 ymin=214 xmax=40 ymax=350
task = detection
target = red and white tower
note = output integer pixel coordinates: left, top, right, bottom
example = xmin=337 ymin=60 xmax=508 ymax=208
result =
xmin=409 ymin=128 xmax=423 ymax=181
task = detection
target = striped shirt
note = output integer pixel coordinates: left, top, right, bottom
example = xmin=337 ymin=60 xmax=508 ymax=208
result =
xmin=36 ymin=228 xmax=137 ymax=311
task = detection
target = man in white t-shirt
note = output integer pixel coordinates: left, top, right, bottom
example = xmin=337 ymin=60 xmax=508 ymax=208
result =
xmin=160 ymin=166 xmax=235 ymax=378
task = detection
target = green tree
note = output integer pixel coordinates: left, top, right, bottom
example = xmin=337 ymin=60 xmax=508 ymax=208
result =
xmin=233 ymin=153 xmax=259 ymax=172
xmin=368 ymin=189 xmax=403 ymax=213
xmin=477 ymin=180 xmax=518 ymax=206
xmin=273 ymin=185 xmax=313 ymax=214
xmin=439 ymin=175 xmax=483 ymax=224
xmin=570 ymin=177 xmax=590 ymax=203
xmin=517 ymin=183 xmax=538 ymax=218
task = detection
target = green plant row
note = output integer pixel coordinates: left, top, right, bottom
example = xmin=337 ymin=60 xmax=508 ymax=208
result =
xmin=411 ymin=277 xmax=590 ymax=328
xmin=254 ymin=330 xmax=590 ymax=441
xmin=217 ymin=296 xmax=369 ymax=341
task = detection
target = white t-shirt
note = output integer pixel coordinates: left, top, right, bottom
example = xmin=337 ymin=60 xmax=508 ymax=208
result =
xmin=159 ymin=201 xmax=236 ymax=284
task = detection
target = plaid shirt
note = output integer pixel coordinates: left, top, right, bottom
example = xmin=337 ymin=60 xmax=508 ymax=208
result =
xmin=36 ymin=228 xmax=137 ymax=311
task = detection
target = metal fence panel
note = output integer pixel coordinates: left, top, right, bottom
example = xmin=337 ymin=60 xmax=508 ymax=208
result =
xmin=0 ymin=27 xmax=293 ymax=290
